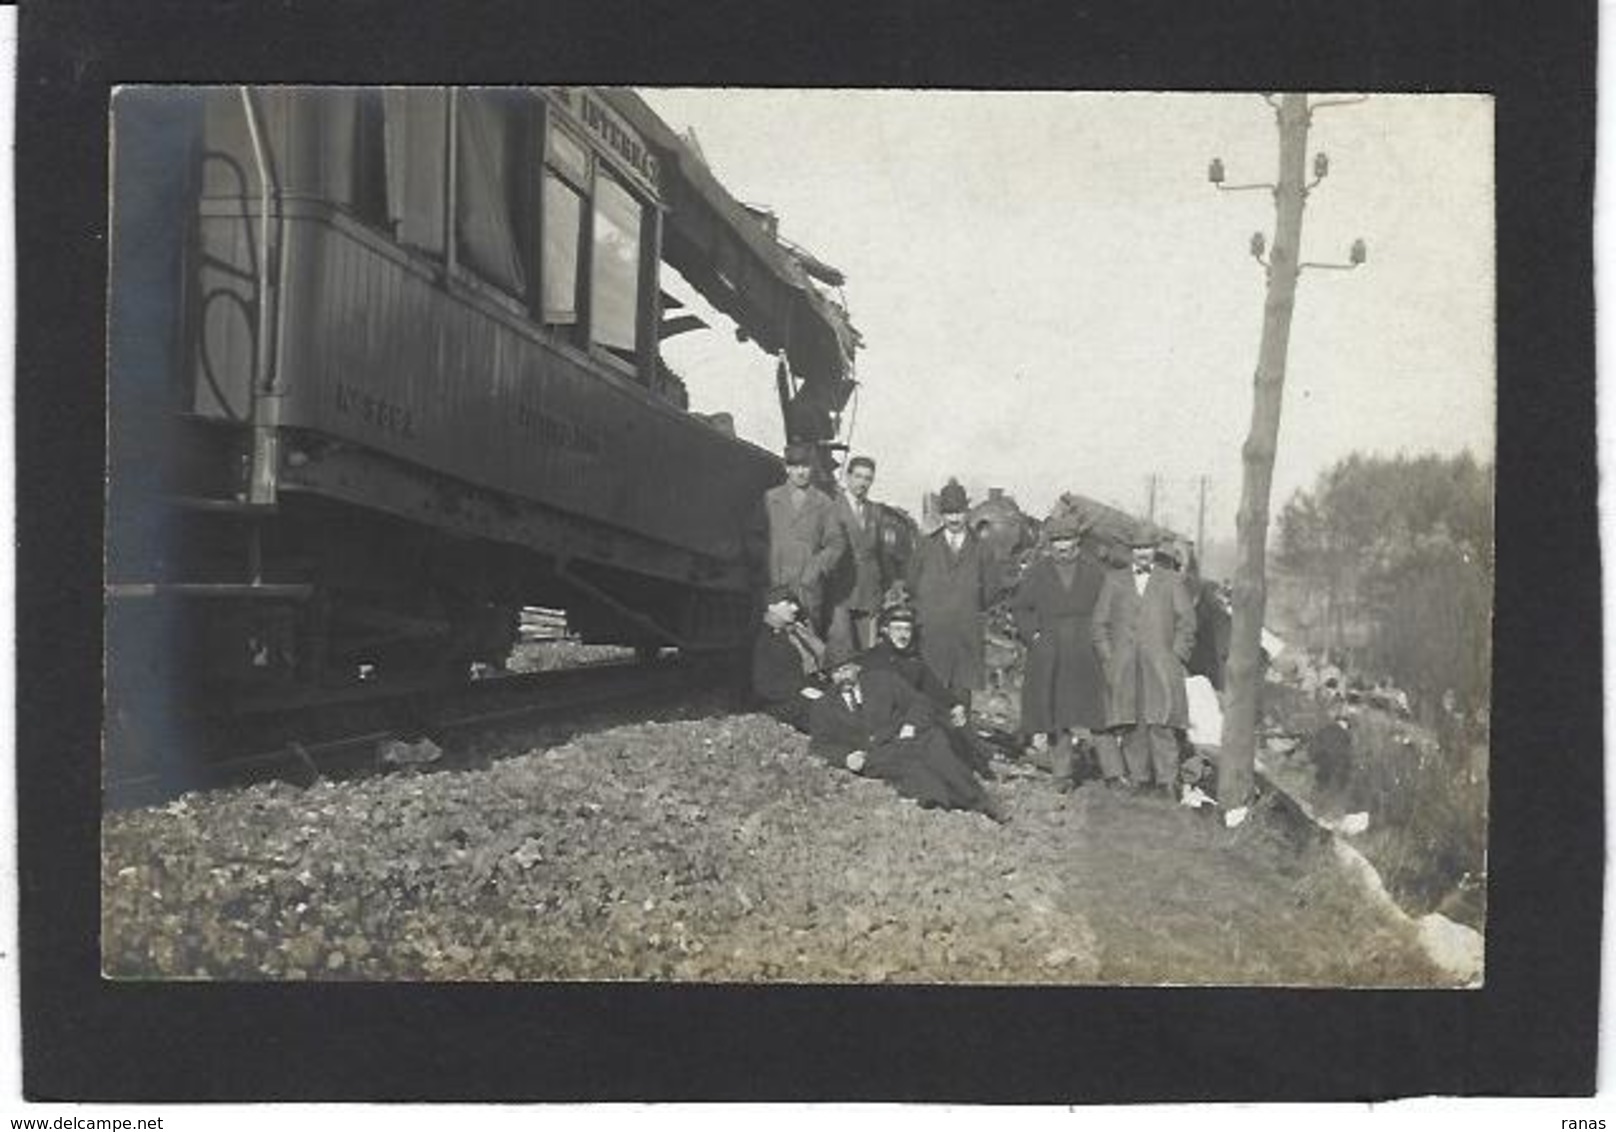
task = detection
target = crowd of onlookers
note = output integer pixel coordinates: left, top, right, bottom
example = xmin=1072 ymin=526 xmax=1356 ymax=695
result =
xmin=1278 ymin=648 xmax=1414 ymax=719
xmin=1275 ymin=644 xmax=1491 ymax=756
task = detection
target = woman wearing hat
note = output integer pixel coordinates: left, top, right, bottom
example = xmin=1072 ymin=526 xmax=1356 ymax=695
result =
xmin=751 ymin=585 xmax=828 ymax=731
xmin=860 ymin=604 xmax=992 ymax=777
xmin=1012 ymin=512 xmax=1107 ymax=791
xmin=807 ymin=640 xmax=1004 ymax=821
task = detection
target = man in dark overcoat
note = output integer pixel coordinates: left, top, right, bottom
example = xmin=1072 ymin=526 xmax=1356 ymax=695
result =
xmin=751 ymin=585 xmax=828 ymax=731
xmin=1092 ymin=535 xmax=1198 ymax=792
xmin=1187 ymin=573 xmax=1232 ymax=691
xmin=762 ymin=442 xmax=847 ymax=633
xmin=907 ymin=479 xmax=997 ymax=707
xmin=808 ymin=644 xmax=1003 ymax=820
xmin=826 ymin=455 xmax=885 ymax=657
xmin=1012 ymin=512 xmax=1107 ymax=790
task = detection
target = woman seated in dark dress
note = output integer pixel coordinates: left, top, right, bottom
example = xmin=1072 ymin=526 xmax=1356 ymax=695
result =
xmin=807 ymin=643 xmax=1006 ymax=823
xmin=858 ymin=604 xmax=994 ymax=776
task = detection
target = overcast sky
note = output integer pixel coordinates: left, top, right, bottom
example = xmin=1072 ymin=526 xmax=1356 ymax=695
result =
xmin=643 ymin=90 xmax=1495 ymax=545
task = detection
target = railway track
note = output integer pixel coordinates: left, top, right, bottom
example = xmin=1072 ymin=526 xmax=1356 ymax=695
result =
xmin=105 ymin=655 xmax=731 ymax=810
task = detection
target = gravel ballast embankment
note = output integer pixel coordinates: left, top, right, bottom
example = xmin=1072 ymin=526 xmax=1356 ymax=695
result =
xmin=102 ymin=711 xmax=1448 ymax=986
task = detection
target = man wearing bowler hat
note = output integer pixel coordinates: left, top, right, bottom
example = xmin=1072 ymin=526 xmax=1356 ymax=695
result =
xmin=1092 ymin=531 xmax=1198 ymax=794
xmin=907 ymin=478 xmax=999 ymax=709
xmin=762 ymin=441 xmax=847 ymax=634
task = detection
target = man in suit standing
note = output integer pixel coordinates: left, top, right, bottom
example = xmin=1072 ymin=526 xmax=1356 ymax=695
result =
xmin=907 ymin=478 xmax=998 ymax=709
xmin=1092 ymin=534 xmax=1198 ymax=794
xmin=826 ymin=455 xmax=885 ymax=657
xmin=762 ymin=441 xmax=847 ymax=634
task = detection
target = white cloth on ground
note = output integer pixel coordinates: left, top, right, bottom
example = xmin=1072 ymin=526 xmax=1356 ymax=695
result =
xmin=1185 ymin=674 xmax=1223 ymax=747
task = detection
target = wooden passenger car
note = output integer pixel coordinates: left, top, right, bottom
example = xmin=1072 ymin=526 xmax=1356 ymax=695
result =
xmin=106 ymin=86 xmax=860 ymax=742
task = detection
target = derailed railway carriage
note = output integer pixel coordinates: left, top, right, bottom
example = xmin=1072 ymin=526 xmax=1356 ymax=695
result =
xmin=106 ymin=86 xmax=861 ymax=777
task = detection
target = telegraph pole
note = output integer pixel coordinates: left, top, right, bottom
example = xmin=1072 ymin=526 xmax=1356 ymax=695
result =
xmin=1146 ymin=474 xmax=1158 ymax=524
xmin=1209 ymin=93 xmax=1366 ymax=811
xmin=1196 ymin=475 xmax=1208 ymax=563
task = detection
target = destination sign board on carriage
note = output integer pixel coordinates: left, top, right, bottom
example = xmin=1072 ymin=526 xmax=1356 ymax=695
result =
xmin=543 ymin=87 xmax=661 ymax=198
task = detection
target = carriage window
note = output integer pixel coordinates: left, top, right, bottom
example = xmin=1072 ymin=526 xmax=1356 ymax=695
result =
xmin=382 ymin=88 xmax=447 ymax=260
xmin=547 ymin=126 xmax=589 ymax=187
xmin=590 ymin=172 xmax=642 ymax=357
xmin=541 ymin=172 xmax=584 ymax=325
xmin=454 ymin=91 xmax=527 ymax=297
xmin=350 ymin=91 xmax=390 ymax=230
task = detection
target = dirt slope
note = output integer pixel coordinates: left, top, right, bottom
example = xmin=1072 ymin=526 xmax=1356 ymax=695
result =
xmin=102 ymin=711 xmax=1447 ymax=986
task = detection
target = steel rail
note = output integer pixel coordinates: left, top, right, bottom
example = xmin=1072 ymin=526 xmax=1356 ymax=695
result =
xmin=105 ymin=657 xmax=719 ymax=808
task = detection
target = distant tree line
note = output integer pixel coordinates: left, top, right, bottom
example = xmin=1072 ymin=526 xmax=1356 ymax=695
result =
xmin=1275 ymin=451 xmax=1494 ymax=718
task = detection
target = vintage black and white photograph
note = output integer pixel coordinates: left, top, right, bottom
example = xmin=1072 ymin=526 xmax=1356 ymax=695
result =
xmin=100 ymin=86 xmax=1494 ymax=989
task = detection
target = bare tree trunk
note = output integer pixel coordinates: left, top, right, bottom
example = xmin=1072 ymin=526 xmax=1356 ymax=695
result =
xmin=1219 ymin=94 xmax=1311 ymax=808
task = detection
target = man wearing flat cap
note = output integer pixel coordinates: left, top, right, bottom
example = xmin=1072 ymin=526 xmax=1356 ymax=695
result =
xmin=1092 ymin=531 xmax=1198 ymax=794
xmin=761 ymin=442 xmax=847 ymax=635
xmin=751 ymin=584 xmax=828 ymax=732
xmin=1012 ymin=511 xmax=1107 ymax=791
xmin=907 ymin=478 xmax=1000 ymax=709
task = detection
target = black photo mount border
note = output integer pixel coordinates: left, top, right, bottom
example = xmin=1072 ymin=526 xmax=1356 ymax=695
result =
xmin=16 ymin=0 xmax=1599 ymax=1102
